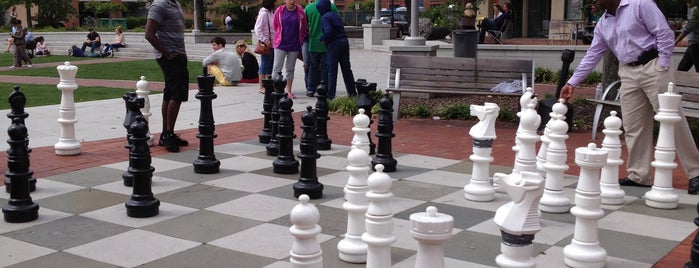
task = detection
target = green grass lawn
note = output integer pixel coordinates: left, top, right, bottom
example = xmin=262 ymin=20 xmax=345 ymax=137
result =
xmin=0 ymin=83 xmax=137 ymax=110
xmin=0 ymin=53 xmax=203 ymax=83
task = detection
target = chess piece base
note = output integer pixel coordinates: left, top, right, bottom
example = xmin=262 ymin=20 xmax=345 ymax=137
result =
xmin=600 ymin=183 xmax=625 ymax=205
xmin=293 ymin=183 xmax=323 ymax=199
xmin=273 ymin=161 xmax=299 ymax=174
xmin=539 ymin=190 xmax=571 ymax=213
xmin=464 ymin=181 xmax=495 ymax=202
xmin=193 ymin=159 xmax=221 ymax=174
xmin=644 ymin=186 xmax=679 ymax=209
xmin=495 ymin=243 xmax=535 ymax=268
xmin=126 ymin=199 xmax=160 ymax=218
xmin=54 ymin=141 xmax=81 ymax=155
xmin=2 ymin=202 xmax=39 ymax=223
xmin=563 ymin=240 xmax=607 ymax=268
xmin=337 ymin=235 xmax=368 ymax=263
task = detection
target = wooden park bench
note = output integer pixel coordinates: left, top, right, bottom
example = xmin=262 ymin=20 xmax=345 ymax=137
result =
xmin=386 ymin=54 xmax=535 ymax=121
xmin=588 ymin=72 xmax=699 ymax=139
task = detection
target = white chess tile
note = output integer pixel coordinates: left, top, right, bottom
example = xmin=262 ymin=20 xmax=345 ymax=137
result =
xmin=206 ymin=194 xmax=298 ymax=221
xmin=598 ymin=211 xmax=696 ymax=241
xmin=203 ymin=173 xmax=293 ymax=193
xmin=315 ymin=155 xmax=350 ymax=171
xmin=80 ymin=202 xmax=197 ymax=228
xmin=321 ymin=195 xmax=424 ymax=214
xmin=317 ymin=170 xmax=350 ymax=188
xmin=0 ymin=207 xmax=71 ymax=234
xmin=214 ymin=142 xmax=266 ymax=156
xmin=0 ymin=236 xmax=56 ymax=266
xmin=209 ymin=223 xmax=333 ymax=259
xmin=467 ymin=218 xmax=574 ymax=246
xmin=263 ymin=261 xmax=292 ymax=268
xmin=92 ymin=176 xmax=194 ymax=195
xmin=0 ymin=179 xmax=84 ymax=201
xmin=677 ymin=190 xmax=699 ymax=205
xmin=102 ymin=158 xmax=191 ymax=172
xmin=392 ymin=255 xmax=496 ymax=268
xmin=218 ymin=155 xmax=275 ymax=172
xmin=402 ymin=170 xmax=467 ymax=188
xmin=535 ymin=246 xmax=653 ymax=268
xmin=65 ymin=229 xmax=200 ymax=267
xmin=317 ymin=144 xmax=350 ymax=155
xmin=432 ymin=190 xmax=511 ymax=212
xmin=394 ymin=154 xmax=462 ymax=170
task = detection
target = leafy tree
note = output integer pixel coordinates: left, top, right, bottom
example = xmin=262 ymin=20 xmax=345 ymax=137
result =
xmin=346 ymin=0 xmax=373 ymax=12
xmin=35 ymin=0 xmax=76 ymax=28
xmin=211 ymin=1 xmax=258 ymax=32
xmin=83 ymin=1 xmax=127 ymax=24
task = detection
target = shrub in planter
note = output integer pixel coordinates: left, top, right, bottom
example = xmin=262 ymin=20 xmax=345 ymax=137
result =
xmin=427 ymin=27 xmax=451 ymax=40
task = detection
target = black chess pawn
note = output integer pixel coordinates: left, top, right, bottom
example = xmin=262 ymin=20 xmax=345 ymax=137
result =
xmin=273 ymin=97 xmax=299 ymax=174
xmin=193 ymin=66 xmax=220 ymax=174
xmin=355 ymin=79 xmax=377 ymax=155
xmin=293 ymin=106 xmax=323 ymax=199
xmin=122 ymin=92 xmax=145 ymax=186
xmin=259 ymin=78 xmax=274 ymax=143
xmin=266 ymin=75 xmax=286 ymax=156
xmin=4 ymin=86 xmax=36 ymax=193
xmin=125 ymin=116 xmax=160 ymax=218
xmin=372 ymin=93 xmax=397 ymax=172
xmin=3 ymin=116 xmax=39 ymax=222
xmin=314 ymin=81 xmax=332 ymax=150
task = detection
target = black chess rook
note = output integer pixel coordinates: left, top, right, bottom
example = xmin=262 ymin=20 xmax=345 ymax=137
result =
xmin=355 ymin=79 xmax=377 ymax=155
xmin=3 ymin=86 xmax=39 ymax=223
xmin=372 ymin=93 xmax=397 ymax=172
xmin=266 ymin=75 xmax=286 ymax=156
xmin=122 ymin=92 xmax=145 ymax=186
xmin=193 ymin=68 xmax=220 ymax=174
xmin=314 ymin=81 xmax=332 ymax=150
xmin=4 ymin=85 xmax=36 ymax=193
xmin=273 ymin=97 xmax=299 ymax=174
xmin=293 ymin=106 xmax=323 ymax=199
xmin=259 ymin=78 xmax=274 ymax=144
xmin=125 ymin=116 xmax=160 ymax=218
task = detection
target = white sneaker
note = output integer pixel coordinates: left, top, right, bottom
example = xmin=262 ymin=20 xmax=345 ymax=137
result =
xmin=9 ymin=66 xmax=15 ymax=69
xmin=27 ymin=64 xmax=32 ymax=68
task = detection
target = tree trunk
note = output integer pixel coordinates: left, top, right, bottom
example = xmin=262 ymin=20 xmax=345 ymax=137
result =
xmin=24 ymin=1 xmax=32 ymax=28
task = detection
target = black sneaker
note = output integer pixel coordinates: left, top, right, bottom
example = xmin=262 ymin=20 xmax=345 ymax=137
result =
xmin=158 ymin=133 xmax=189 ymax=146
xmin=161 ymin=132 xmax=181 ymax=152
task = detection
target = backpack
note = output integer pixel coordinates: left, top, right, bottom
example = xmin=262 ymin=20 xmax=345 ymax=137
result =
xmin=69 ymin=45 xmax=84 ymax=57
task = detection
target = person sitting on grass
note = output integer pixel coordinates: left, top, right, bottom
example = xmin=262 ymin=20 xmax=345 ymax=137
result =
xmin=234 ymin=40 xmax=260 ymax=83
xmin=202 ymin=36 xmax=242 ymax=86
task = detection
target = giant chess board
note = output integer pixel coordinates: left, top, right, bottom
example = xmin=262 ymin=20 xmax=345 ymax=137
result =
xmin=1 ymin=139 xmax=697 ymax=267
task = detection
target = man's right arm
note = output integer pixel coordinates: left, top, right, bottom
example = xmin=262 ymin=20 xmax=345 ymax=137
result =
xmin=145 ymin=18 xmax=173 ymax=60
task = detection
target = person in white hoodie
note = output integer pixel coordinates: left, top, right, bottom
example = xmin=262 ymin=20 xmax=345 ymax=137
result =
xmin=202 ymin=36 xmax=242 ymax=86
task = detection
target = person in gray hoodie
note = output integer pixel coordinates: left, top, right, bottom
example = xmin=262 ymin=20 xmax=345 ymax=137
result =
xmin=317 ymin=0 xmax=356 ymax=99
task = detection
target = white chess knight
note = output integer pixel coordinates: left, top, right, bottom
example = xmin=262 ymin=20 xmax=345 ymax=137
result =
xmin=289 ymin=195 xmax=322 ymax=268
xmin=539 ymin=100 xmax=571 ymax=213
xmin=338 ymin=146 xmax=370 ymax=263
xmin=600 ymin=111 xmax=626 ymax=205
xmin=55 ymin=61 xmax=81 ymax=155
xmin=409 ymin=206 xmax=453 ymax=268
xmin=361 ymin=164 xmax=396 ymax=268
xmin=351 ymin=108 xmax=372 ymax=156
xmin=493 ymin=170 xmax=544 ymax=268
xmin=464 ymin=102 xmax=499 ymax=202
xmin=564 ymin=143 xmax=608 ymax=268
xmin=645 ymin=82 xmax=681 ymax=209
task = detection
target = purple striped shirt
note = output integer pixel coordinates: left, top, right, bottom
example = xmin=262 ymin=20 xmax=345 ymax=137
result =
xmin=567 ymin=0 xmax=674 ymax=87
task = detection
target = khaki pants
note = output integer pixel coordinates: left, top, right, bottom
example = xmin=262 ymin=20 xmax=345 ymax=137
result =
xmin=618 ymin=58 xmax=699 ymax=184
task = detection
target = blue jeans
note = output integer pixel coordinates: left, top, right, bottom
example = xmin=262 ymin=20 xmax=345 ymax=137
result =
xmin=326 ymin=39 xmax=356 ymax=99
xmin=258 ymin=49 xmax=274 ymax=76
xmin=81 ymin=41 xmax=101 ymax=53
xmin=307 ymin=51 xmax=327 ymax=94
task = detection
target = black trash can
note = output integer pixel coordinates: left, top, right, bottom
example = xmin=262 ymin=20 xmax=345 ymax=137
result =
xmin=452 ymin=30 xmax=478 ymax=58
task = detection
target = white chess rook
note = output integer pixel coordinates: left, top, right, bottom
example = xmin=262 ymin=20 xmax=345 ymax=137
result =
xmin=540 ymin=100 xmax=571 ymax=213
xmin=135 ymin=76 xmax=153 ymax=146
xmin=564 ymin=143 xmax=608 ymax=268
xmin=362 ymin=164 xmax=396 ymax=268
xmin=289 ymin=195 xmax=323 ymax=268
xmin=54 ymin=61 xmax=81 ymax=155
xmin=645 ymin=82 xmax=681 ymax=209
xmin=409 ymin=206 xmax=454 ymax=268
xmin=464 ymin=102 xmax=499 ymax=202
xmin=600 ymin=111 xmax=626 ymax=205
xmin=338 ymin=147 xmax=370 ymax=263
xmin=352 ymin=108 xmax=372 ymax=156
xmin=493 ymin=171 xmax=544 ymax=268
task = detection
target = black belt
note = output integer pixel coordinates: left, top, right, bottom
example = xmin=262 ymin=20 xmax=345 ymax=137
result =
xmin=627 ymin=48 xmax=658 ymax=67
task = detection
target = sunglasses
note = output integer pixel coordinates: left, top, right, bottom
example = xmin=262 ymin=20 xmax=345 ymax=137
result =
xmin=237 ymin=45 xmax=246 ymax=48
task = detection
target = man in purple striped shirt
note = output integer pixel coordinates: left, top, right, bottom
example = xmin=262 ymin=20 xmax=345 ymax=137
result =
xmin=561 ymin=0 xmax=699 ymax=194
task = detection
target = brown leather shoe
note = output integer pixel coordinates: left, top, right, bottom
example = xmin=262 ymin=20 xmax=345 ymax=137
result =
xmin=618 ymin=177 xmax=651 ymax=187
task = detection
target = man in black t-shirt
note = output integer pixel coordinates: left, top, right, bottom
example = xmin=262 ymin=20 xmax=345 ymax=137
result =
xmin=81 ymin=27 xmax=101 ymax=53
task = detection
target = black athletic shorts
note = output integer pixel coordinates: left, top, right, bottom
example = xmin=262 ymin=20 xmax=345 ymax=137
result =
xmin=156 ymin=53 xmax=189 ymax=102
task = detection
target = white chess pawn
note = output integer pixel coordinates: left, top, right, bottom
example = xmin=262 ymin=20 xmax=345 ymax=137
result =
xmin=600 ymin=111 xmax=626 ymax=205
xmin=564 ymin=143 xmax=608 ymax=268
xmin=338 ymin=147 xmax=370 ymax=263
xmin=362 ymin=164 xmax=396 ymax=268
xmin=513 ymin=102 xmax=540 ymax=174
xmin=352 ymin=108 xmax=372 ymax=156
xmin=493 ymin=171 xmax=544 ymax=268
xmin=135 ymin=76 xmax=154 ymax=146
xmin=410 ymin=206 xmax=453 ymax=268
xmin=464 ymin=102 xmax=499 ymax=202
xmin=645 ymin=82 xmax=681 ymax=209
xmin=289 ymin=194 xmax=323 ymax=268
xmin=55 ymin=61 xmax=81 ymax=155
xmin=540 ymin=100 xmax=571 ymax=213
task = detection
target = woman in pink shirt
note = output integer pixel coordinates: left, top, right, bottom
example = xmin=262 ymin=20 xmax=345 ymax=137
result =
xmin=271 ymin=0 xmax=308 ymax=99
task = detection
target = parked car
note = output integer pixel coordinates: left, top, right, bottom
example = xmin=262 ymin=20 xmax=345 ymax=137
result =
xmin=379 ymin=13 xmax=409 ymax=38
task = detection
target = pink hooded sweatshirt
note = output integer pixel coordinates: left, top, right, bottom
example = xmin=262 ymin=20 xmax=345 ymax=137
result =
xmin=272 ymin=4 xmax=309 ymax=49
